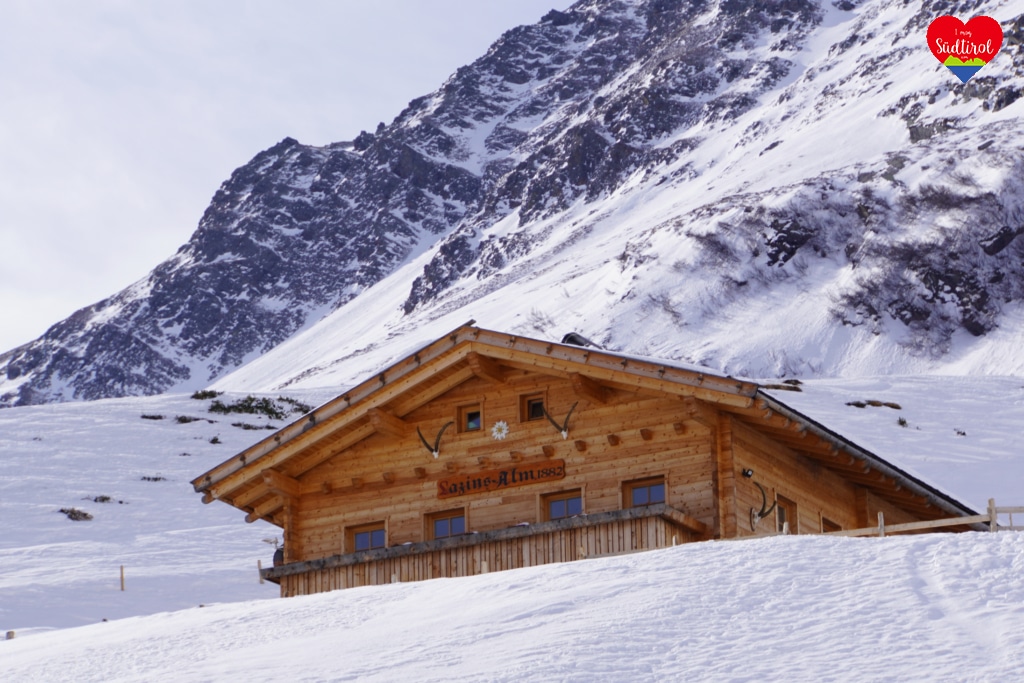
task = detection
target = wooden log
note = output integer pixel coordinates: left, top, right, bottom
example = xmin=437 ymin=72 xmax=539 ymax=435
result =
xmin=606 ymin=434 xmax=621 ymax=446
xmin=639 ymin=429 xmax=654 ymax=441
xmin=466 ymin=352 xmax=507 ymax=384
xmin=262 ymin=470 xmax=300 ymax=499
xmin=574 ymin=440 xmax=587 ymax=452
xmin=367 ymin=408 xmax=408 ymax=439
xmin=569 ymin=372 xmax=608 ymax=404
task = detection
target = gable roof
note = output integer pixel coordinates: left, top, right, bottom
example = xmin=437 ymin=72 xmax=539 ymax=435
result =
xmin=192 ymin=324 xmax=977 ymax=525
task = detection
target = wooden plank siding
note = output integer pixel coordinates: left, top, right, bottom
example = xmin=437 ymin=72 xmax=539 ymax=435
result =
xmin=291 ymin=376 xmax=717 ymax=564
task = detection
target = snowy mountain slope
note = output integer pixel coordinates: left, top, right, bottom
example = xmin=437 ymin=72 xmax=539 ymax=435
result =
xmin=0 ymin=390 xmax=334 ymax=631
xmin=1 ymin=374 xmax=1019 ymax=636
xmin=206 ymin=0 xmax=1024 ymax=392
xmin=3 ymin=532 xmax=1024 ymax=682
xmin=3 ymin=0 xmax=1023 ymax=408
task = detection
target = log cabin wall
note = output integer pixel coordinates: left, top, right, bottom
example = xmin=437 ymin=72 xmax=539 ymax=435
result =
xmin=195 ymin=328 xmax=979 ymax=598
xmin=728 ymin=416 xmax=920 ymax=536
xmin=291 ymin=371 xmax=717 ymax=566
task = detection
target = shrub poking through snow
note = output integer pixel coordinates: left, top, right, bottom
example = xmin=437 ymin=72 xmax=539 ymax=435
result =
xmin=191 ymin=390 xmax=222 ymax=400
xmin=141 ymin=475 xmax=166 ymax=482
xmin=231 ymin=422 xmax=277 ymax=431
xmin=140 ymin=414 xmax=165 ymax=420
xmin=208 ymin=395 xmax=311 ymax=420
xmin=59 ymin=507 xmax=92 ymax=521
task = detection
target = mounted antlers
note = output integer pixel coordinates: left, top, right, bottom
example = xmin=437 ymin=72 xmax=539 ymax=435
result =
xmin=417 ymin=421 xmax=454 ymax=459
xmin=542 ymin=402 xmax=578 ymax=440
xmin=749 ymin=481 xmax=778 ymax=531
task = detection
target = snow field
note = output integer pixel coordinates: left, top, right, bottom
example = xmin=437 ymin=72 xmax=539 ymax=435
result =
xmin=1 ymin=533 xmax=1023 ymax=682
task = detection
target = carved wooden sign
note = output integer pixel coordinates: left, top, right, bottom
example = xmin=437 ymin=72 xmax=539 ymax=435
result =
xmin=438 ymin=460 xmax=565 ymax=499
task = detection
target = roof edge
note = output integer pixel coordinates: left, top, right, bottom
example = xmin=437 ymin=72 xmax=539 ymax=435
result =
xmin=757 ymin=390 xmax=979 ymax=519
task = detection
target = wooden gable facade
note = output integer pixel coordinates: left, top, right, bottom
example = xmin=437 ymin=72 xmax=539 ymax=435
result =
xmin=192 ymin=325 xmax=978 ymax=597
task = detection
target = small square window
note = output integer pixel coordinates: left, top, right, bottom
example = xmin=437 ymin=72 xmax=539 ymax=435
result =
xmin=458 ymin=404 xmax=482 ymax=432
xmin=348 ymin=522 xmax=386 ymax=552
xmin=522 ymin=394 xmax=546 ymax=422
xmin=624 ymin=477 xmax=666 ymax=508
xmin=428 ymin=509 xmax=466 ymax=539
xmin=544 ymin=490 xmax=583 ymax=520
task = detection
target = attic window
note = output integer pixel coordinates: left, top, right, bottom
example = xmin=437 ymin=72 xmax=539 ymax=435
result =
xmin=459 ymin=404 xmax=482 ymax=432
xmin=522 ymin=394 xmax=546 ymax=422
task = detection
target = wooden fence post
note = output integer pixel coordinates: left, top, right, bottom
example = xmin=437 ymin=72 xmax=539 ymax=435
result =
xmin=989 ymin=498 xmax=997 ymax=532
xmin=258 ymin=559 xmax=264 ymax=584
xmin=120 ymin=565 xmax=125 ymax=592
xmin=5 ymin=631 xmax=14 ymax=640
xmin=877 ymin=511 xmax=885 ymax=538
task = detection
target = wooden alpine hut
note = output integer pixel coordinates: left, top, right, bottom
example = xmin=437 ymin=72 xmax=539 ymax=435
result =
xmin=192 ymin=324 xmax=979 ymax=597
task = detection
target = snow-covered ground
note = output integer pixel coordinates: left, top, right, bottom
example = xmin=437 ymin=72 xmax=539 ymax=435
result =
xmin=2 ymin=532 xmax=1023 ymax=682
xmin=0 ymin=376 xmax=1021 ymax=680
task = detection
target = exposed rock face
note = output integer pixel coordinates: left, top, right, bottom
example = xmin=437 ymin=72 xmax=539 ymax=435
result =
xmin=2 ymin=0 xmax=1023 ymax=405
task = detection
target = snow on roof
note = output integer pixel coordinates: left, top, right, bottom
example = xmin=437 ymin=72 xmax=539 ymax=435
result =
xmin=761 ymin=375 xmax=1024 ymax=512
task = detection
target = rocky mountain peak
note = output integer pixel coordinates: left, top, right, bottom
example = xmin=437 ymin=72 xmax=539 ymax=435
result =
xmin=3 ymin=0 xmax=1023 ymax=406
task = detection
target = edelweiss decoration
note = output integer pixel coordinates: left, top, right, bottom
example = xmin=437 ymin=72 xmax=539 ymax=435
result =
xmin=491 ymin=420 xmax=510 ymax=440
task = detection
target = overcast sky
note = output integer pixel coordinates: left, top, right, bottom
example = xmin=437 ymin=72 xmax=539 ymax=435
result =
xmin=0 ymin=0 xmax=570 ymax=352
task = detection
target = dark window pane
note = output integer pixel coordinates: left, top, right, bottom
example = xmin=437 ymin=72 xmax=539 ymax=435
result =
xmin=434 ymin=518 xmax=449 ymax=538
xmin=550 ymin=499 xmax=566 ymax=519
xmin=650 ymin=483 xmax=665 ymax=504
xmin=450 ymin=516 xmax=465 ymax=535
xmin=632 ymin=487 xmax=648 ymax=506
xmin=466 ymin=411 xmax=481 ymax=431
xmin=354 ymin=532 xmax=368 ymax=551
xmin=370 ymin=529 xmax=386 ymax=548
xmin=527 ymin=399 xmax=545 ymax=420
xmin=566 ymin=496 xmax=583 ymax=516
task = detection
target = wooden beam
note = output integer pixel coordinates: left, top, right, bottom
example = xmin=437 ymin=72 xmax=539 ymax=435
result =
xmin=680 ymin=396 xmax=717 ymax=429
xmin=569 ymin=372 xmax=608 ymax=404
xmin=246 ymin=495 xmax=284 ymax=524
xmin=232 ymin=482 xmax=271 ymax=509
xmin=367 ymin=408 xmax=408 ymax=439
xmin=466 ymin=351 xmax=506 ymax=384
xmin=262 ymin=470 xmax=300 ymax=499
xmin=715 ymin=412 xmax=738 ymax=539
xmin=468 ymin=341 xmax=756 ymax=408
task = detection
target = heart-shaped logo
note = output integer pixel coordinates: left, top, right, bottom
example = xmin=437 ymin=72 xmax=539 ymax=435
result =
xmin=927 ymin=16 xmax=1003 ymax=84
